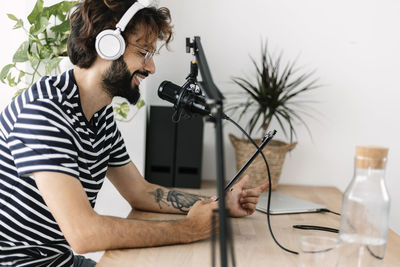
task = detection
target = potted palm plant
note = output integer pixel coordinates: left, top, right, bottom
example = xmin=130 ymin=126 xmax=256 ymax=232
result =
xmin=227 ymin=41 xmax=320 ymax=189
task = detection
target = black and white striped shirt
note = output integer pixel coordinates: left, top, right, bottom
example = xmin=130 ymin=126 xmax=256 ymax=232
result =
xmin=0 ymin=69 xmax=130 ymax=266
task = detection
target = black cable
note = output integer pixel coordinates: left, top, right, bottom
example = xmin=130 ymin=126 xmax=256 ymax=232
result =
xmin=293 ymin=225 xmax=339 ymax=233
xmin=224 ymin=115 xmax=299 ymax=255
xmin=320 ymin=208 xmax=341 ymax=216
xmin=292 ymin=209 xmax=340 ymax=234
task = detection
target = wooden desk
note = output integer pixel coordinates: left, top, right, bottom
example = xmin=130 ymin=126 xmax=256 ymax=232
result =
xmin=97 ymin=181 xmax=400 ymax=267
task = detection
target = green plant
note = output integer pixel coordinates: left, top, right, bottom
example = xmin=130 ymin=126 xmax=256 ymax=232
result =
xmin=226 ymin=42 xmax=320 ymax=143
xmin=113 ymin=98 xmax=145 ymax=122
xmin=0 ymin=0 xmax=77 ymax=96
xmin=1 ymin=0 xmax=143 ymax=119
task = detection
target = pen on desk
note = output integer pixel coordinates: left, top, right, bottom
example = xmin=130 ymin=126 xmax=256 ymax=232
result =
xmin=214 ymin=130 xmax=276 ymax=201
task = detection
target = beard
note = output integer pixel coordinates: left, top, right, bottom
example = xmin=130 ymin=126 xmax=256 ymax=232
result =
xmin=101 ymin=58 xmax=147 ymax=105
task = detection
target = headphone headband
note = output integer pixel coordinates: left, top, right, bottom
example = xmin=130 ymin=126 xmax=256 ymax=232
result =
xmin=116 ymin=0 xmax=151 ymax=32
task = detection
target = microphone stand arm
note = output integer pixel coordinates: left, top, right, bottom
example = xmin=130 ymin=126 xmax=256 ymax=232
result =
xmin=186 ymin=36 xmax=230 ymax=267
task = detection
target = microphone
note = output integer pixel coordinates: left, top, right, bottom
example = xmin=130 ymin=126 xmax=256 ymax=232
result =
xmin=158 ymin=80 xmax=210 ymax=117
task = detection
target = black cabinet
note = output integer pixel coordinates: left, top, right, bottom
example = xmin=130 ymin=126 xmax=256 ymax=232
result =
xmin=145 ymin=106 xmax=203 ymax=188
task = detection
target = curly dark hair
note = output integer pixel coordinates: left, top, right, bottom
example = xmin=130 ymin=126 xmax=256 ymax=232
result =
xmin=68 ymin=0 xmax=173 ymax=68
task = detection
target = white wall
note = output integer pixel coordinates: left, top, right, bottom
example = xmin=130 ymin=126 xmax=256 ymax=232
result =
xmin=146 ymin=0 xmax=400 ymax=234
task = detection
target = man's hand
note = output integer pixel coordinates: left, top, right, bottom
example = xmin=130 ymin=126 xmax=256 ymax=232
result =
xmin=225 ymin=175 xmax=268 ymax=217
xmin=185 ymin=199 xmax=219 ymax=242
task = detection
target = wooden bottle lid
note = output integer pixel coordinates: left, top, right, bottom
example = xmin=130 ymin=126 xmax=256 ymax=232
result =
xmin=355 ymin=146 xmax=388 ymax=169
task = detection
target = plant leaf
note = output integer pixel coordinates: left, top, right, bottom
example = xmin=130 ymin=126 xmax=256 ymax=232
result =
xmin=0 ymin=64 xmax=15 ymax=83
xmin=44 ymin=1 xmax=78 ymax=21
xmin=232 ymin=77 xmax=259 ymax=100
xmin=50 ymin=19 xmax=71 ymax=34
xmin=39 ymin=46 xmax=52 ymax=59
xmin=13 ymin=19 xmax=24 ymax=30
xmin=284 ymin=106 xmax=313 ymax=141
xmin=7 ymin=13 xmax=24 ymax=29
xmin=28 ymin=0 xmax=44 ymax=24
xmin=7 ymin=73 xmax=16 ymax=87
xmin=114 ymin=102 xmax=131 ymax=119
xmin=17 ymin=70 xmax=25 ymax=84
xmin=136 ymin=99 xmax=145 ymax=109
xmin=13 ymin=41 xmax=29 ymax=62
xmin=274 ymin=111 xmax=289 ymax=140
xmin=7 ymin=13 xmax=18 ymax=21
xmin=247 ymin=108 xmax=262 ymax=136
xmin=30 ymin=16 xmax=49 ymax=35
xmin=120 ymin=102 xmax=130 ymax=114
xmin=275 ymin=109 xmax=295 ymax=142
xmin=237 ymin=101 xmax=252 ymax=118
xmin=45 ymin=57 xmax=62 ymax=74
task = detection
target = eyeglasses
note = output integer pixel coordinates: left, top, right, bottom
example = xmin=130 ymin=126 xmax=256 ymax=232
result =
xmin=128 ymin=43 xmax=158 ymax=65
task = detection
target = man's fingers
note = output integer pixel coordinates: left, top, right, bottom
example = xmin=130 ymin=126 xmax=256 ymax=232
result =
xmin=236 ymin=175 xmax=250 ymax=188
xmin=241 ymin=185 xmax=266 ymax=198
xmin=206 ymin=199 xmax=219 ymax=210
xmin=260 ymin=182 xmax=269 ymax=193
xmin=240 ymin=196 xmax=258 ymax=205
xmin=241 ymin=203 xmax=257 ymax=212
xmin=255 ymin=182 xmax=269 ymax=194
xmin=201 ymin=199 xmax=213 ymax=204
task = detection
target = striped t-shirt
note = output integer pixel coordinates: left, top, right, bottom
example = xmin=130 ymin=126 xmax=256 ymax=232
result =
xmin=0 ymin=69 xmax=131 ymax=266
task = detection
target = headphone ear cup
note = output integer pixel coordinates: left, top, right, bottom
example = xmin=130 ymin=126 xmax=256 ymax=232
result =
xmin=95 ymin=29 xmax=126 ymax=61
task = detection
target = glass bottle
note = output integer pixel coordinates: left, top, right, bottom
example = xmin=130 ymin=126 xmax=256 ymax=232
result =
xmin=338 ymin=146 xmax=390 ymax=266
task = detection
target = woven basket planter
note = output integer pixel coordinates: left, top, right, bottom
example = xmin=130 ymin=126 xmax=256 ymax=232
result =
xmin=229 ymin=134 xmax=297 ymax=190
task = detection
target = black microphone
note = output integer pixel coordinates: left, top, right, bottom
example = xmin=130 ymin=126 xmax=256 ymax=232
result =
xmin=158 ymin=81 xmax=210 ymax=116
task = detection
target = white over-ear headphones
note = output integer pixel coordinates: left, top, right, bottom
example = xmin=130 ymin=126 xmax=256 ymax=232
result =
xmin=95 ymin=0 xmax=152 ymax=61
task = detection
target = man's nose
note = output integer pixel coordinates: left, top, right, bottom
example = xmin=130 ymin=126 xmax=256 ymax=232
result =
xmin=144 ymin=57 xmax=155 ymax=74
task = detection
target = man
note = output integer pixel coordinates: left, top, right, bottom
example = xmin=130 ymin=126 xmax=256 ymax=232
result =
xmin=0 ymin=1 xmax=267 ymax=266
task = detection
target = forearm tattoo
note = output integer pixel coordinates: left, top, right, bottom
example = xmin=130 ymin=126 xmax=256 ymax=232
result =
xmin=149 ymin=188 xmax=207 ymax=213
xmin=149 ymin=188 xmax=168 ymax=209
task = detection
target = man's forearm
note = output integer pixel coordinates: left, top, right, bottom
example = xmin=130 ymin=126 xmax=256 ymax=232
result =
xmin=72 ymin=213 xmax=204 ymax=254
xmin=134 ymin=183 xmax=210 ymax=214
xmin=106 ymin=163 xmax=210 ymax=214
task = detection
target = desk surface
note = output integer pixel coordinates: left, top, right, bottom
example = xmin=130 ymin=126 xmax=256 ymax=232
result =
xmin=97 ymin=181 xmax=400 ymax=267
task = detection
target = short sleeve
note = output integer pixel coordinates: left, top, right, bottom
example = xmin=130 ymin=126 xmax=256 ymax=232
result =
xmin=108 ymin=126 xmax=130 ymax=167
xmin=7 ymin=100 xmax=79 ymax=178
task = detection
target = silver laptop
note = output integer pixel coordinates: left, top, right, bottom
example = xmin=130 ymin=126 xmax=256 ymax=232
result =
xmin=256 ymin=191 xmax=326 ymax=215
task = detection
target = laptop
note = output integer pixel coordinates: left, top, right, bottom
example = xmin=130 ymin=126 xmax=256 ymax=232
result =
xmin=256 ymin=191 xmax=326 ymax=215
